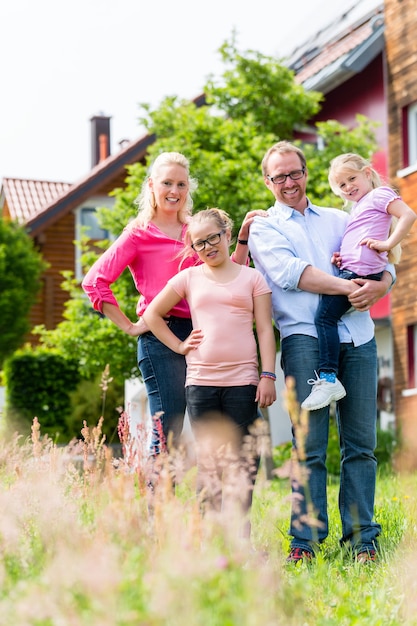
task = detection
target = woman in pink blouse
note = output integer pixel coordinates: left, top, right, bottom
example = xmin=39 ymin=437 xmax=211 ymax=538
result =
xmin=82 ymin=152 xmax=258 ymax=457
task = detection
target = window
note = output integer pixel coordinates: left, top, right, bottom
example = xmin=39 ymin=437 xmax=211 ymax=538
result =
xmin=80 ymin=207 xmax=109 ymax=240
xmin=75 ymin=197 xmax=115 ymax=279
xmin=406 ymin=102 xmax=417 ymax=168
xmin=407 ymin=324 xmax=417 ymax=389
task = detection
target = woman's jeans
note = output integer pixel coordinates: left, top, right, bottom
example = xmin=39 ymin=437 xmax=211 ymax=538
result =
xmin=137 ymin=317 xmax=192 ymax=454
xmin=281 ymin=334 xmax=381 ymax=553
xmin=315 ymin=269 xmax=382 ymax=375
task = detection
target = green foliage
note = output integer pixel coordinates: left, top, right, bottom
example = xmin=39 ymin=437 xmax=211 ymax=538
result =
xmin=3 ymin=346 xmax=80 ymax=441
xmin=0 ymin=219 xmax=47 ymax=366
xmin=206 ymin=36 xmax=323 ymax=135
xmin=67 ymin=371 xmax=124 ymax=444
xmin=32 ymin=270 xmax=139 ymax=385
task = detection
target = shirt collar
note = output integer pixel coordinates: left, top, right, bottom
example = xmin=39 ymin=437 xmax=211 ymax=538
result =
xmin=270 ymin=196 xmax=318 ymax=219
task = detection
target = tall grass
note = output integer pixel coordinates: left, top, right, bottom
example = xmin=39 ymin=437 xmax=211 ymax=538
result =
xmin=0 ymin=411 xmax=416 ymax=625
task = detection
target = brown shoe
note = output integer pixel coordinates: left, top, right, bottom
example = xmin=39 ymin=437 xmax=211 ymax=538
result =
xmin=356 ymin=549 xmax=377 ymax=563
xmin=286 ymin=547 xmax=314 ymax=564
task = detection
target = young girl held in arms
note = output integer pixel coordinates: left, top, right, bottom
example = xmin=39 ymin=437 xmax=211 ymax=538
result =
xmin=302 ymin=153 xmax=416 ymax=411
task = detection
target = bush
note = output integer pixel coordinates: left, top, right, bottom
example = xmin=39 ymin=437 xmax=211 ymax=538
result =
xmin=67 ymin=368 xmax=124 ymax=444
xmin=3 ymin=347 xmax=80 ymax=442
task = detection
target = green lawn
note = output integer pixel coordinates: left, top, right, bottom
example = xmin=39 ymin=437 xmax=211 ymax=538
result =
xmin=0 ymin=423 xmax=416 ymax=626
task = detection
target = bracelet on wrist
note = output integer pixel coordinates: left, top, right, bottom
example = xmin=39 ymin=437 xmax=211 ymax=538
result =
xmin=238 ymin=238 xmax=248 ymax=245
xmin=260 ymin=371 xmax=276 ymax=381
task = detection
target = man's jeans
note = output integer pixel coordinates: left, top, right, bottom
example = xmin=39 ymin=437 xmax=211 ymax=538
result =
xmin=138 ymin=317 xmax=192 ymax=454
xmin=281 ymin=333 xmax=381 ymax=553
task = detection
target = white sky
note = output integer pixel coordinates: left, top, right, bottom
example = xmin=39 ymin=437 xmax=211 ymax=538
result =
xmin=0 ymin=0 xmax=357 ymax=183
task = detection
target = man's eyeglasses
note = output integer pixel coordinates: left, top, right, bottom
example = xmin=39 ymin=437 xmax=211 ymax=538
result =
xmin=266 ymin=168 xmax=305 ymax=185
xmin=191 ymin=230 xmax=225 ymax=252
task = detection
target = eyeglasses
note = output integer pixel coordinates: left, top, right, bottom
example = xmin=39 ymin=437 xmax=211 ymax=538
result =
xmin=191 ymin=230 xmax=226 ymax=252
xmin=266 ymin=168 xmax=305 ymax=185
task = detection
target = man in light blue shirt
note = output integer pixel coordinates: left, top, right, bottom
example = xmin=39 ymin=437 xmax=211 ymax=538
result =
xmin=249 ymin=140 xmax=394 ymax=564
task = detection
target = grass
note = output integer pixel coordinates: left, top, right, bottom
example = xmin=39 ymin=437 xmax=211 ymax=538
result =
xmin=0 ymin=414 xmax=416 ymax=626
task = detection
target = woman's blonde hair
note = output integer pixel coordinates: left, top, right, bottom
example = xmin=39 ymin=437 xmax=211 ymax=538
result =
xmin=132 ymin=152 xmax=198 ymax=228
xmin=328 ymin=153 xmax=401 ymax=264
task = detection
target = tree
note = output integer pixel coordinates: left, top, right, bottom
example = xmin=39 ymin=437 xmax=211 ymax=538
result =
xmin=0 ymin=218 xmax=47 ymax=366
xmin=33 ymin=37 xmax=379 ymax=387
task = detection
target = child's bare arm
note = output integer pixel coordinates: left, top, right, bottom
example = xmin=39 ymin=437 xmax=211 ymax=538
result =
xmin=360 ymin=199 xmax=417 ymax=252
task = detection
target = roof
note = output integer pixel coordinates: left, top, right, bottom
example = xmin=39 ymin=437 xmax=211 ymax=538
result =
xmin=288 ymin=0 xmax=384 ymax=94
xmin=1 ymin=178 xmax=71 ymax=224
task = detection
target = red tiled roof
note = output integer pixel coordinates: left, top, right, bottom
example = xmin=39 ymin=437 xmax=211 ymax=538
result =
xmin=2 ymin=178 xmax=71 ymax=224
xmin=295 ymin=19 xmax=373 ymax=85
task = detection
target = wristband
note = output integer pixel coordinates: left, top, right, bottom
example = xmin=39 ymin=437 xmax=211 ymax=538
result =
xmin=238 ymin=239 xmax=248 ymax=245
xmin=260 ymin=371 xmax=276 ymax=381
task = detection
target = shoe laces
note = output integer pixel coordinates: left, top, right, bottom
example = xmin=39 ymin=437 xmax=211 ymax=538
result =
xmin=306 ymin=370 xmax=322 ymax=387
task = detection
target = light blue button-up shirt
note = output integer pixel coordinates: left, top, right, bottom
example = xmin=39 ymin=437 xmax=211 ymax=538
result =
xmin=249 ymin=199 xmax=394 ymax=347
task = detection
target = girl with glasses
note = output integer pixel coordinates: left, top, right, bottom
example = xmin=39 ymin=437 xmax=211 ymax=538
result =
xmin=143 ymin=208 xmax=276 ymax=536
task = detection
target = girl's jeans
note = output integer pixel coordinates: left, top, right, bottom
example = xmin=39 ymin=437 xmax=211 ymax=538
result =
xmin=186 ymin=384 xmax=260 ymax=519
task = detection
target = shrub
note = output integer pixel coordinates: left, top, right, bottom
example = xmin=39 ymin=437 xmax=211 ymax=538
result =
xmin=3 ymin=347 xmax=80 ymax=442
xmin=67 ymin=367 xmax=124 ymax=444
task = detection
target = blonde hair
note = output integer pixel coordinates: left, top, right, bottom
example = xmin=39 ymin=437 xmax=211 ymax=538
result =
xmin=132 ymin=152 xmax=198 ymax=228
xmin=181 ymin=208 xmax=234 ymax=263
xmin=328 ymin=153 xmax=401 ymax=264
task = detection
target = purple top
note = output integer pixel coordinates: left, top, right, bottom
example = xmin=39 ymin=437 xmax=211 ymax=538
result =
xmin=340 ymin=186 xmax=400 ymax=275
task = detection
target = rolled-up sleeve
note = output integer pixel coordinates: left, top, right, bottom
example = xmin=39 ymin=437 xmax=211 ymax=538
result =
xmin=82 ymin=230 xmax=138 ymax=313
xmin=249 ymin=216 xmax=310 ymax=291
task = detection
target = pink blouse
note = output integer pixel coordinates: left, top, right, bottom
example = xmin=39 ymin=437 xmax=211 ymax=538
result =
xmin=82 ymin=222 xmax=199 ymax=318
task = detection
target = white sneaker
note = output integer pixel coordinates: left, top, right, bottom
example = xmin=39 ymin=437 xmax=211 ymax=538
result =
xmin=301 ymin=374 xmax=346 ymax=411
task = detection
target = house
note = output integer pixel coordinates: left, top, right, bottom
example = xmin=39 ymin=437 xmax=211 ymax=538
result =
xmin=0 ymin=115 xmax=155 ymax=335
xmin=283 ymin=0 xmax=397 ymax=428
xmin=384 ymin=0 xmax=417 ymax=468
xmin=1 ymin=0 xmax=407 ymax=445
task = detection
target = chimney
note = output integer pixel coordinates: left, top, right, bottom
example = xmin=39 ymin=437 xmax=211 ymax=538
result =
xmin=90 ymin=114 xmax=111 ymax=167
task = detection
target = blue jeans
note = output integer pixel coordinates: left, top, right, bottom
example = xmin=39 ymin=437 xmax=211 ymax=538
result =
xmin=281 ymin=334 xmax=381 ymax=554
xmin=137 ymin=317 xmax=192 ymax=454
xmin=315 ymin=269 xmax=383 ymax=375
xmin=186 ymin=385 xmax=260 ymax=516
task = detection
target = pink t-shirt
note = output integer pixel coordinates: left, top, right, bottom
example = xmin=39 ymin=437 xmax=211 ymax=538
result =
xmin=82 ymin=222 xmax=199 ymax=318
xmin=340 ymin=186 xmax=400 ymax=275
xmin=168 ymin=265 xmax=272 ymax=386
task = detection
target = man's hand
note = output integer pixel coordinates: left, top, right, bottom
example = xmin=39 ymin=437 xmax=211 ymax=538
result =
xmin=237 ymin=210 xmax=268 ymax=241
xmin=349 ymin=278 xmax=388 ymax=311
